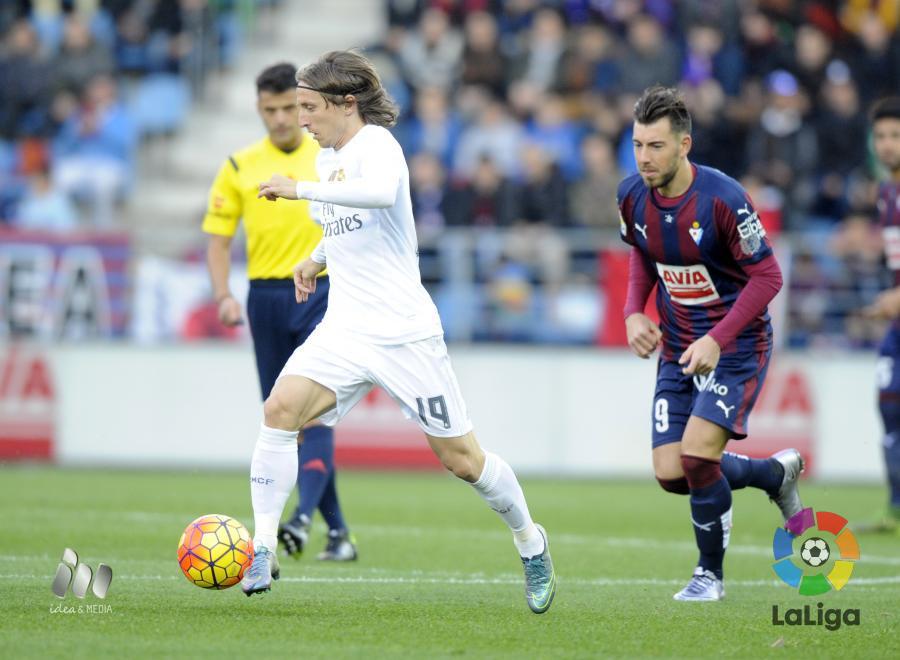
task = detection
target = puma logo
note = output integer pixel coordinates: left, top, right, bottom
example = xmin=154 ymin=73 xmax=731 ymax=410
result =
xmin=716 ymin=400 xmax=735 ymax=419
xmin=634 ymin=223 xmax=648 ymax=239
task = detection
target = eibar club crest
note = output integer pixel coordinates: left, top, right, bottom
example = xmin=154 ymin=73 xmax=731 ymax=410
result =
xmin=688 ymin=221 xmax=703 ymax=245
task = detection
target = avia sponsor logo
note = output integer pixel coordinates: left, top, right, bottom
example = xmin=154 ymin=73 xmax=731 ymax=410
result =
xmin=655 ymin=263 xmax=720 ymax=306
xmin=771 ymin=602 xmax=860 ymax=631
xmin=693 ymin=370 xmax=728 ymax=396
xmin=322 ymin=213 xmax=363 ymax=237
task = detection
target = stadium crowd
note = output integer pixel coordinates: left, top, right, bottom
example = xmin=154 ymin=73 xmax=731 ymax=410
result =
xmin=0 ymin=0 xmax=264 ymax=229
xmin=371 ymin=0 xmax=900 ymax=347
xmin=1 ymin=0 xmax=898 ymax=348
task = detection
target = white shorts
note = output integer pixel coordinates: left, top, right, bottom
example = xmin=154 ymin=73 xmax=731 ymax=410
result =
xmin=278 ymin=328 xmax=473 ymax=438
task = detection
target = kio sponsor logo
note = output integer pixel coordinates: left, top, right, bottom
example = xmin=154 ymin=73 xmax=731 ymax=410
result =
xmin=51 ymin=548 xmax=112 ymax=599
xmin=693 ymin=371 xmax=728 ymax=396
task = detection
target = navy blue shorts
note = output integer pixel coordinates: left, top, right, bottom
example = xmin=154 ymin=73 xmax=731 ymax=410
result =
xmin=651 ymin=348 xmax=771 ymax=448
xmin=246 ymin=276 xmax=329 ymax=400
xmin=877 ymin=323 xmax=900 ymax=398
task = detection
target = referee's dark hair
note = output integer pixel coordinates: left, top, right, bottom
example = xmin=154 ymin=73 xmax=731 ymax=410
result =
xmin=633 ymin=85 xmax=692 ymax=135
xmin=256 ymin=62 xmax=298 ymax=95
xmin=871 ymin=96 xmax=900 ymax=123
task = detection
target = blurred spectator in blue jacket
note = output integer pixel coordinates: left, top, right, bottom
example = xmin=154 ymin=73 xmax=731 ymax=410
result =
xmin=52 ymin=74 xmax=136 ymax=227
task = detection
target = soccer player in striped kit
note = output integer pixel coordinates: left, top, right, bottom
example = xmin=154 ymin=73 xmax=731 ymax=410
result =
xmin=619 ymin=86 xmax=804 ymax=601
xmin=203 ymin=63 xmax=356 ymax=562
xmin=240 ymin=50 xmax=556 ymax=613
xmin=862 ymin=96 xmax=900 ymax=534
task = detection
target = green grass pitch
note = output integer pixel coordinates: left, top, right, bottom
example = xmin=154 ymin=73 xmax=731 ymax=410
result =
xmin=1 ymin=467 xmax=897 ymax=658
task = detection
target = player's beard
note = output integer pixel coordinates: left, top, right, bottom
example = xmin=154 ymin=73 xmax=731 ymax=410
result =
xmin=650 ymin=165 xmax=678 ymax=191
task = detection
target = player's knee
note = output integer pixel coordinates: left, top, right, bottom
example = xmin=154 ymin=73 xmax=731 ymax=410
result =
xmin=441 ymin=453 xmax=479 ymax=481
xmin=680 ymin=454 xmax=723 ymax=490
xmin=656 ymin=476 xmax=690 ymax=495
xmin=263 ymin=392 xmax=303 ymax=430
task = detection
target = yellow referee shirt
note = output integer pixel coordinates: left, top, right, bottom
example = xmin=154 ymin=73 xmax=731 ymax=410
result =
xmin=202 ymin=135 xmax=322 ymax=280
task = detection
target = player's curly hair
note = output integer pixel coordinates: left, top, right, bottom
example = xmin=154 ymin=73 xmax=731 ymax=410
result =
xmin=296 ymin=50 xmax=399 ymax=127
xmin=633 ymin=85 xmax=692 ymax=135
xmin=871 ymin=96 xmax=900 ymax=122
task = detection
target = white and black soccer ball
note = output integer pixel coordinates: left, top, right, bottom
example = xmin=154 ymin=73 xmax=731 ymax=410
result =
xmin=800 ymin=537 xmax=830 ymax=567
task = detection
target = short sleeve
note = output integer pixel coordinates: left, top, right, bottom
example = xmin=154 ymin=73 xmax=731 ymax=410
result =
xmin=201 ymin=157 xmax=242 ymax=237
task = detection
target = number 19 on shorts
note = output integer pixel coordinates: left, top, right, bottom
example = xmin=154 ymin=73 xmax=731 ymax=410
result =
xmin=417 ymin=395 xmax=451 ymax=430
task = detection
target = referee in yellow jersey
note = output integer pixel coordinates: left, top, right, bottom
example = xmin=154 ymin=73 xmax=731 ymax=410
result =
xmin=203 ymin=63 xmax=356 ymax=561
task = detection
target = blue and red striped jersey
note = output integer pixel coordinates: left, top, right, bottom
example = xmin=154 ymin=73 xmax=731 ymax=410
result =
xmin=878 ymin=181 xmax=900 ymax=286
xmin=618 ymin=164 xmax=775 ymax=357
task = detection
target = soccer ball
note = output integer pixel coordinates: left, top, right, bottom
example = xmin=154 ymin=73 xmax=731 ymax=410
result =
xmin=800 ymin=537 xmax=830 ymax=567
xmin=177 ymin=514 xmax=254 ymax=589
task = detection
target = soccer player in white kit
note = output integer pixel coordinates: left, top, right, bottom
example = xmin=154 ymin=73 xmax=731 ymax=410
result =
xmin=241 ymin=50 xmax=557 ymax=614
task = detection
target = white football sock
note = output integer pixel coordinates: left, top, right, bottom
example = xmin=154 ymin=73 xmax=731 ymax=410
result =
xmin=250 ymin=424 xmax=298 ymax=552
xmin=472 ymin=452 xmax=544 ymax=558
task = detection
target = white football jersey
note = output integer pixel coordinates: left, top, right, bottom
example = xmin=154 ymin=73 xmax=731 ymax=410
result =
xmin=296 ymin=124 xmax=443 ymax=344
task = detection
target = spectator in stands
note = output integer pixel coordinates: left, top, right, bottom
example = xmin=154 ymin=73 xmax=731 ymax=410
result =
xmin=53 ymin=14 xmax=115 ymax=95
xmin=790 ymin=24 xmax=833 ymax=98
xmin=570 ymin=133 xmax=621 ymax=232
xmin=397 ymin=86 xmax=462 ymax=168
xmin=52 ymin=73 xmax=136 ymax=227
xmin=617 ymin=13 xmax=680 ymax=94
xmin=459 ymin=10 xmax=509 ymax=98
xmin=507 ymin=6 xmax=566 ymax=94
xmin=399 ymin=7 xmax=463 ymax=91
xmin=454 ymin=98 xmax=524 ymax=179
xmin=555 ymin=23 xmax=619 ymax=95
xmin=0 ymin=20 xmax=54 ymax=138
xmin=13 ymin=167 xmax=78 ymax=232
xmin=445 ymin=154 xmax=518 ymax=228
xmin=844 ymin=10 xmax=900 ymax=103
xmin=524 ymin=93 xmax=583 ymax=180
xmin=681 ymin=21 xmax=744 ymax=97
xmin=410 ymin=151 xmax=451 ymax=241
xmin=686 ymin=79 xmax=745 ymax=176
xmin=745 ymin=69 xmax=818 ymax=227
xmin=737 ymin=10 xmax=782 ymax=80
xmin=505 ymin=144 xmax=570 ymax=284
xmin=811 ymin=60 xmax=868 ymax=220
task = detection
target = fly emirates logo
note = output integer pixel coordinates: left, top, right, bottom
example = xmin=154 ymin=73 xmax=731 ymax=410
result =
xmin=320 ymin=201 xmax=364 ymax=238
xmin=655 ymin=263 xmax=720 ymax=305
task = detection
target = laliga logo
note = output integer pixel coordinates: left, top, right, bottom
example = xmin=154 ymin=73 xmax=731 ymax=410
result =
xmin=771 ymin=508 xmax=859 ymax=596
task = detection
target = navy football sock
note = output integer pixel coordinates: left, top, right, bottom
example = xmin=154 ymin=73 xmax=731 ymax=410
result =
xmin=878 ymin=401 xmax=900 ymax=510
xmin=318 ymin=469 xmax=348 ymax=531
xmin=683 ymin=456 xmax=732 ymax=580
xmin=721 ymin=451 xmax=783 ymax=495
xmin=294 ymin=426 xmax=334 ymax=522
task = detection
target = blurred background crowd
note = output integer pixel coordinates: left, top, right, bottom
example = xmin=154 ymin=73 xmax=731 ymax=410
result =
xmin=1 ymin=0 xmax=899 ymax=349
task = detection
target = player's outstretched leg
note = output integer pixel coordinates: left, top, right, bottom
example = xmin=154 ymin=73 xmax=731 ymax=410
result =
xmin=430 ymin=433 xmax=557 ymax=614
xmin=720 ymin=449 xmax=804 ymax=521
